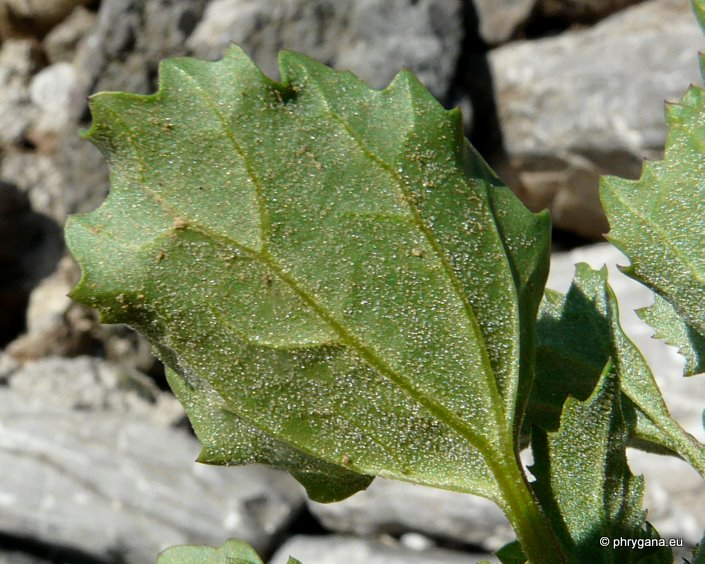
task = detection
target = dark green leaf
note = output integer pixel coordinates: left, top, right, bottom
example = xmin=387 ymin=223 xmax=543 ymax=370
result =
xmin=530 ymin=265 xmax=705 ymax=477
xmin=530 ymin=359 xmax=671 ymax=563
xmin=495 ymin=540 xmax=526 ymax=564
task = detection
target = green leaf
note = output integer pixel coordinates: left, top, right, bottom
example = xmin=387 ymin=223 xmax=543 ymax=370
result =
xmin=600 ymin=55 xmax=705 ymax=352
xmin=65 ymin=44 xmax=552 ymax=526
xmin=156 ymin=539 xmax=264 ymax=564
xmin=529 ymin=265 xmax=705 ymax=477
xmin=530 ymin=359 xmax=671 ymax=563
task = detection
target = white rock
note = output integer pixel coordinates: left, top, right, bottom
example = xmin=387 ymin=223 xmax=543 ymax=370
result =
xmin=0 ymin=385 xmax=304 ymax=562
xmin=29 ymin=62 xmax=81 ymax=135
xmin=307 ymin=477 xmax=513 ymax=553
xmin=0 ymin=40 xmax=37 ymax=145
xmin=22 ymin=255 xmax=74 ymax=336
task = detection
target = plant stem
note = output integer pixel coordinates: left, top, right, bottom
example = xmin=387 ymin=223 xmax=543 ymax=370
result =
xmin=488 ymin=451 xmax=568 ymax=564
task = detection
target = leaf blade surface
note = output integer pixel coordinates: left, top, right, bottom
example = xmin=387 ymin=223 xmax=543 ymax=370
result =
xmin=66 ymin=47 xmax=549 ymax=503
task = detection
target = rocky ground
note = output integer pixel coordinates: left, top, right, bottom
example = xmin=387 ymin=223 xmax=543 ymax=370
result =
xmin=1 ymin=0 xmax=704 ymax=562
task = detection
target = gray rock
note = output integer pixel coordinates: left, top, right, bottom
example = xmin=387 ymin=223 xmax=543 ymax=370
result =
xmin=3 ymin=255 xmax=78 ymax=362
xmin=0 ymin=353 xmax=18 ymax=384
xmin=76 ymin=0 xmax=209 ymax=96
xmin=0 ymin=40 xmax=39 ymax=147
xmin=488 ymin=0 xmax=705 ymax=238
xmin=307 ymin=478 xmax=513 ymax=552
xmin=0 ymin=552 xmax=53 ymax=564
xmin=15 ymin=255 xmax=74 ymax=339
xmin=470 ymin=0 xmax=536 ymax=45
xmin=58 ymin=132 xmax=111 ymax=217
xmin=1 ymin=131 xmax=106 ymax=223
xmin=0 ymin=385 xmax=304 ymax=562
xmin=188 ymin=0 xmax=463 ymax=102
xmin=43 ymin=6 xmax=96 ymax=64
xmin=29 ymin=62 xmax=82 ymax=138
xmin=4 ymin=253 xmax=163 ymax=378
xmin=269 ymin=535 xmax=496 ymax=564
xmin=7 ymin=355 xmax=183 ymax=426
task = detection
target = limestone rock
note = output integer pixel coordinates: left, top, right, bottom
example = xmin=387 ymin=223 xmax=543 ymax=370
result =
xmin=0 ymin=40 xmax=39 ymax=147
xmin=29 ymin=62 xmax=82 ymax=138
xmin=187 ymin=0 xmax=463 ymax=102
xmin=0 ymin=182 xmax=62 ymax=346
xmin=1 ymin=152 xmax=67 ymax=221
xmin=0 ymin=551 xmax=53 ymax=564
xmin=0 ymin=384 xmax=304 ymax=562
xmin=0 ymin=353 xmax=18 ymax=384
xmin=307 ymin=478 xmax=513 ymax=553
xmin=76 ymin=0 xmax=210 ymax=96
xmin=270 ymin=535 xmax=496 ymax=564
xmin=7 ymin=355 xmax=183 ymax=425
xmin=15 ymin=255 xmax=74 ymax=339
xmin=43 ymin=6 xmax=96 ymax=64
xmin=488 ymin=0 xmax=704 ymax=238
xmin=470 ymin=0 xmax=536 ymax=45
